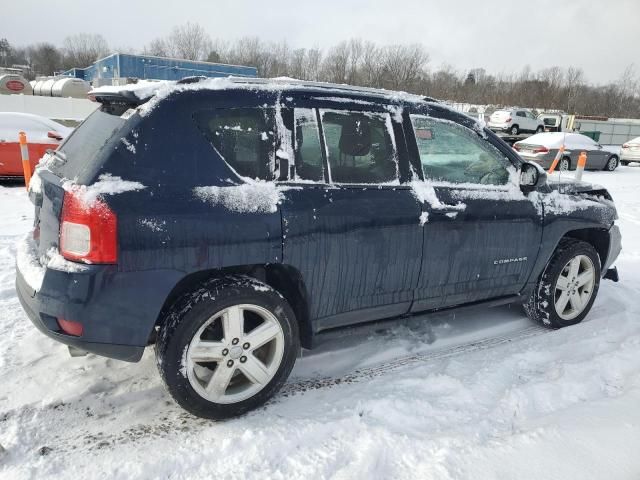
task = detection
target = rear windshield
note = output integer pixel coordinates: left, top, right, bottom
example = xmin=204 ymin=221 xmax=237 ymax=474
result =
xmin=51 ymin=104 xmax=127 ymax=180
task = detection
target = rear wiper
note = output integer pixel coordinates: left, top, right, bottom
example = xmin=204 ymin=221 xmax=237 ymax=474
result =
xmin=45 ymin=149 xmax=67 ymax=165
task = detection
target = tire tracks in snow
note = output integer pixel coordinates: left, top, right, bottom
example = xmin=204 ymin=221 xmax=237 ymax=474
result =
xmin=3 ymin=323 xmax=549 ymax=457
xmin=277 ymin=324 xmax=548 ymax=397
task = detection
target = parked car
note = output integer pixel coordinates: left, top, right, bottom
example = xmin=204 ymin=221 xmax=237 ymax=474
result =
xmin=16 ymin=78 xmax=621 ymax=419
xmin=513 ymin=132 xmax=620 ymax=171
xmin=487 ymin=108 xmax=544 ymax=135
xmin=621 ymin=136 xmax=640 ymax=165
xmin=0 ymin=112 xmax=72 ymax=178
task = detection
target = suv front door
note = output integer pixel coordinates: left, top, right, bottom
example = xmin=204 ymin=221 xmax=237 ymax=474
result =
xmin=278 ymin=99 xmax=424 ymax=331
xmin=406 ymin=109 xmax=543 ymax=312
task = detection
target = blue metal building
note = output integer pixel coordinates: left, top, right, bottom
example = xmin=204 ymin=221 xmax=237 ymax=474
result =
xmin=62 ymin=53 xmax=257 ymax=85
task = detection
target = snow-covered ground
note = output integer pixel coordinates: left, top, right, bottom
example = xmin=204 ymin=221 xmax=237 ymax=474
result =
xmin=1 ymin=167 xmax=640 ymax=479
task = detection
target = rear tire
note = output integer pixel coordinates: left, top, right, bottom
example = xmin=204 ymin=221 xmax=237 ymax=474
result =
xmin=155 ymin=276 xmax=299 ymax=419
xmin=604 ymin=156 xmax=619 ymax=171
xmin=510 ymin=125 xmax=520 ymax=135
xmin=621 ymin=161 xmax=629 ymax=166
xmin=559 ymin=157 xmax=571 ymax=171
xmin=524 ymin=239 xmax=600 ymax=329
xmin=536 ymin=126 xmax=544 ymax=133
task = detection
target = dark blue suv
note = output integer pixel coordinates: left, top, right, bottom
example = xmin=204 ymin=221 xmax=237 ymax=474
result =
xmin=16 ymin=78 xmax=621 ymax=418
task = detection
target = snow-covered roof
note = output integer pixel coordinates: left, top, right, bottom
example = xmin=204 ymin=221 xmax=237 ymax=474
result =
xmin=515 ymin=132 xmax=598 ymax=149
xmin=90 ymin=76 xmax=430 ymax=106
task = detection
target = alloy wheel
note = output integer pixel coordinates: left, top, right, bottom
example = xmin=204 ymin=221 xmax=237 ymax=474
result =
xmin=185 ymin=304 xmax=285 ymax=404
xmin=554 ymin=255 xmax=595 ymax=321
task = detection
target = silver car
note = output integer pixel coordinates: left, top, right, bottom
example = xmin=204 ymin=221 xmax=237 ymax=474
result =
xmin=621 ymin=136 xmax=640 ymax=165
xmin=514 ymin=132 xmax=620 ymax=171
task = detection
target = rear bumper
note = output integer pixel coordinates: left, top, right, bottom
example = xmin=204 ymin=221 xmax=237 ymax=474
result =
xmin=519 ymin=155 xmax=554 ymax=169
xmin=621 ymin=151 xmax=640 ymax=162
xmin=15 ymin=241 xmax=184 ymax=362
xmin=16 ymin=270 xmax=145 ymax=361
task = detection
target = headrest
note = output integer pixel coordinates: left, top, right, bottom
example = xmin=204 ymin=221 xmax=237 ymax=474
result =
xmin=338 ymin=116 xmax=371 ymax=156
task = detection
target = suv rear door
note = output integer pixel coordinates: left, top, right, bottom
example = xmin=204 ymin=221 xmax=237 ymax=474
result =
xmin=406 ymin=107 xmax=543 ymax=311
xmin=278 ymin=96 xmax=423 ymax=331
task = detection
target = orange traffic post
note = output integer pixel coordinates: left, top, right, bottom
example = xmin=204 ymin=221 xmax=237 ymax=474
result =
xmin=575 ymin=151 xmax=587 ymax=181
xmin=18 ymin=131 xmax=32 ymax=190
xmin=547 ymin=145 xmax=565 ymax=174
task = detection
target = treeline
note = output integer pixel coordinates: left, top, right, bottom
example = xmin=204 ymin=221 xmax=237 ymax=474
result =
xmin=2 ymin=23 xmax=639 ymax=118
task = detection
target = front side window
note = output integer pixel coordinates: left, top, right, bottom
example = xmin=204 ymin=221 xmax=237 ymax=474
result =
xmin=410 ymin=115 xmax=510 ymax=185
xmin=194 ymin=108 xmax=275 ymax=180
xmin=320 ymin=110 xmax=397 ymax=184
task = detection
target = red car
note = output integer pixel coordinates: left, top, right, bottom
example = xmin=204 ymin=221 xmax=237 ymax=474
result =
xmin=0 ymin=112 xmax=72 ymax=178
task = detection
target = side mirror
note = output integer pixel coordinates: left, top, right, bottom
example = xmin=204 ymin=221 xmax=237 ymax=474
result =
xmin=520 ymin=161 xmax=547 ymax=189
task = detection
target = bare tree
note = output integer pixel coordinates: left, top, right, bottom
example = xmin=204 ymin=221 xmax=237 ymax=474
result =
xmin=381 ymin=44 xmax=429 ymax=90
xmin=27 ymin=43 xmax=62 ymax=75
xmin=166 ymin=22 xmax=213 ymax=61
xmin=62 ymin=33 xmax=109 ymax=68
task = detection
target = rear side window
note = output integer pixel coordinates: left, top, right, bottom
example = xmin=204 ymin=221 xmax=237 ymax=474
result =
xmin=320 ymin=110 xmax=397 ymax=184
xmin=195 ymin=108 xmax=275 ymax=180
xmin=410 ymin=115 xmax=510 ymax=185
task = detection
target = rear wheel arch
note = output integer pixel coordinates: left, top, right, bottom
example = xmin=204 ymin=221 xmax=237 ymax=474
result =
xmin=153 ymin=264 xmax=313 ymax=349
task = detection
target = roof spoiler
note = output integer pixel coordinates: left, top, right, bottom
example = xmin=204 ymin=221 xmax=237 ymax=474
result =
xmin=88 ymin=89 xmax=149 ymax=106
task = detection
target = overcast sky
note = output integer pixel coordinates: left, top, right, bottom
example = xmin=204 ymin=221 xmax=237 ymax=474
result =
xmin=3 ymin=0 xmax=639 ymax=84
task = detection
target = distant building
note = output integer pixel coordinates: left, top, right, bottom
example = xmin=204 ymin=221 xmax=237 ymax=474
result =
xmin=61 ymin=53 xmax=257 ymax=86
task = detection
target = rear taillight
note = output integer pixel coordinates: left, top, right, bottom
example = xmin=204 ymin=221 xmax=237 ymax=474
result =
xmin=58 ymin=318 xmax=84 ymax=337
xmin=60 ymin=191 xmax=117 ymax=264
xmin=47 ymin=131 xmax=63 ymax=141
xmin=622 ymin=143 xmax=629 ymax=149
xmin=513 ymin=144 xmax=521 ymax=151
xmin=505 ymin=117 xmax=512 ymax=123
xmin=533 ymin=146 xmax=549 ymax=153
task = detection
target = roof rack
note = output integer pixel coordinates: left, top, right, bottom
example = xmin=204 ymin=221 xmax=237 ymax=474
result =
xmin=218 ymin=77 xmax=428 ymax=102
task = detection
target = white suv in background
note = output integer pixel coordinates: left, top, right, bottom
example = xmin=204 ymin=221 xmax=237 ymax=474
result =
xmin=488 ymin=108 xmax=544 ymax=135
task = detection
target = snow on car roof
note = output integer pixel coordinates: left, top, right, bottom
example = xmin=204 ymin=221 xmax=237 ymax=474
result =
xmin=516 ymin=132 xmax=595 ymax=148
xmin=90 ymin=76 xmax=429 ymax=106
xmin=0 ymin=112 xmax=72 ymax=141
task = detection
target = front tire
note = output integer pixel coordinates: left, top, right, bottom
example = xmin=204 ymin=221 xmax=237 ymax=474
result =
xmin=524 ymin=239 xmax=600 ymax=328
xmin=155 ymin=276 xmax=299 ymax=419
